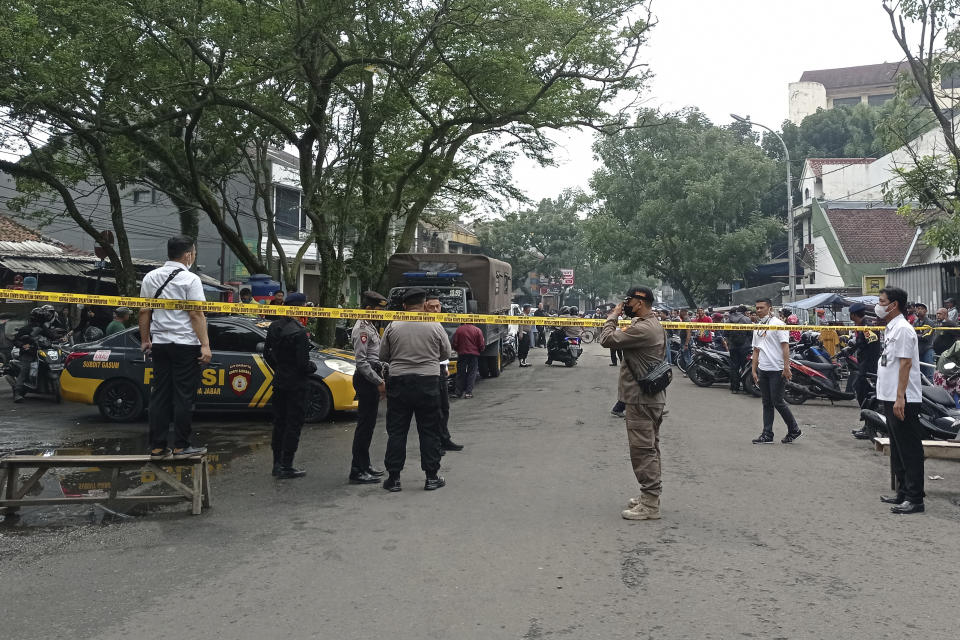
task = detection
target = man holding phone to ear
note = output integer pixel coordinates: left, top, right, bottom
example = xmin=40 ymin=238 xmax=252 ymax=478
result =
xmin=875 ymin=286 xmax=925 ymax=514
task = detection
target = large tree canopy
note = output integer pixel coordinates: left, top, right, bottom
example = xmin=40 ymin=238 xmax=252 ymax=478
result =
xmin=592 ymin=109 xmax=783 ymax=305
xmin=0 ymin=0 xmax=654 ymax=340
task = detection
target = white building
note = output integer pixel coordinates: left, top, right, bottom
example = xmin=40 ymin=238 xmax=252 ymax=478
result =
xmin=789 ymin=62 xmax=902 ymax=124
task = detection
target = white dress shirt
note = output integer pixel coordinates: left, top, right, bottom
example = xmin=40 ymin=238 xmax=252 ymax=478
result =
xmin=140 ymin=261 xmax=205 ymax=345
xmin=876 ymin=313 xmax=922 ymax=403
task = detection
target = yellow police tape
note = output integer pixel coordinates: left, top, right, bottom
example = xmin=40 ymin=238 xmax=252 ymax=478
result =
xmin=0 ymin=288 xmax=950 ymax=334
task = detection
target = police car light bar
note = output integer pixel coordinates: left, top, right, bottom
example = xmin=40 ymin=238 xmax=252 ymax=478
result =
xmin=402 ymin=271 xmax=463 ymax=278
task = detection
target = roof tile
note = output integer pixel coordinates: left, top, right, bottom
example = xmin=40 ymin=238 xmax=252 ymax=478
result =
xmin=807 ymin=158 xmax=877 ymax=178
xmin=799 ymin=62 xmax=904 ymax=89
xmin=824 ymin=208 xmax=916 ymax=263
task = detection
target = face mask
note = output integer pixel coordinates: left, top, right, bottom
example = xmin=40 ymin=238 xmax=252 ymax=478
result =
xmin=874 ymin=303 xmax=890 ymax=319
xmin=621 ymin=298 xmax=636 ymax=318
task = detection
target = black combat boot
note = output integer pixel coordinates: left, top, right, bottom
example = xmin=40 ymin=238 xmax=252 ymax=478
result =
xmin=277 ymin=452 xmax=305 ymax=479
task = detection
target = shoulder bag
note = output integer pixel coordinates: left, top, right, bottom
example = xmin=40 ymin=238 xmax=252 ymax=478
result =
xmin=625 ymin=325 xmax=673 ymax=395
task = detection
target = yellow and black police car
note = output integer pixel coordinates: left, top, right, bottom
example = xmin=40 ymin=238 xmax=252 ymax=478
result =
xmin=60 ymin=316 xmax=358 ymax=422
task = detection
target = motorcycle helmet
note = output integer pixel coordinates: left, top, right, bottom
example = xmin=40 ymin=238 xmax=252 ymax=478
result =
xmin=83 ymin=326 xmax=104 ymax=342
xmin=29 ymin=307 xmax=47 ymax=324
xmin=559 ymin=306 xmax=569 ymax=315
xmin=568 ymin=307 xmax=579 ymax=316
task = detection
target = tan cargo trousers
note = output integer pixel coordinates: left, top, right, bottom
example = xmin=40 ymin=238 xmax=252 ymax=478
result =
xmin=625 ymin=403 xmax=664 ymax=496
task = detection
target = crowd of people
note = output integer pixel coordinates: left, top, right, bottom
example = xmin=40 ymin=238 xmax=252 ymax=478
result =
xmin=8 ymin=236 xmax=950 ymax=518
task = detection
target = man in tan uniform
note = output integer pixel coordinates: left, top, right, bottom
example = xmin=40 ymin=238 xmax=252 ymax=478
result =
xmin=599 ymin=285 xmax=667 ymax=521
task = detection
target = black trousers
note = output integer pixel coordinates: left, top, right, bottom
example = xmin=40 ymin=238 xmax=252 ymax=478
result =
xmin=351 ymin=376 xmax=380 ymax=470
xmin=384 ymin=375 xmax=442 ymax=475
xmin=272 ymin=385 xmax=307 ymax=466
xmin=728 ymin=345 xmax=751 ymax=391
xmin=14 ymin=355 xmax=36 ymax=394
xmin=518 ymin=332 xmax=530 ymax=362
xmin=439 ymin=372 xmax=452 ymax=444
xmin=883 ymin=401 xmax=925 ymax=503
xmin=758 ymin=369 xmax=799 ymax=435
xmin=610 ymin=348 xmax=622 ymax=365
xmin=148 ymin=343 xmax=200 ymax=450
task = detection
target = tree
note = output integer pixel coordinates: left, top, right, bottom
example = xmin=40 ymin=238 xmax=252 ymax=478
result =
xmin=592 ymin=109 xmax=783 ymax=305
xmin=880 ymin=0 xmax=960 ymax=254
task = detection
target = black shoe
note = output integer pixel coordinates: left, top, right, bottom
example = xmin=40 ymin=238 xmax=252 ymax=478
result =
xmin=545 ymin=360 xmax=553 ymax=365
xmin=424 ymin=476 xmax=446 ymax=491
xmin=781 ymin=430 xmax=802 ymax=444
xmin=609 ymin=363 xmax=618 ymax=367
xmin=349 ymin=470 xmax=380 ymax=484
xmin=277 ymin=466 xmax=306 ymax=479
xmin=365 ymin=466 xmax=384 ymax=478
xmin=752 ymin=433 xmax=774 ymax=444
xmin=890 ymin=500 xmax=924 ymax=514
xmin=519 ymin=362 xmax=531 ymax=368
xmin=12 ymin=394 xmax=24 ymax=403
xmin=852 ymin=429 xmax=873 ymax=440
xmin=149 ymin=448 xmax=172 ymax=461
xmin=441 ymin=441 xmax=464 ymax=451
xmin=880 ymin=494 xmax=904 ymax=504
xmin=383 ymin=475 xmax=402 ymax=492
xmin=272 ymin=463 xmax=282 ymax=477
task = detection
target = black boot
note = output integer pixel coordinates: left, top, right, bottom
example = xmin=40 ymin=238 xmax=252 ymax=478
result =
xmin=277 ymin=452 xmax=305 ymax=479
xmin=383 ymin=473 xmax=402 ymax=492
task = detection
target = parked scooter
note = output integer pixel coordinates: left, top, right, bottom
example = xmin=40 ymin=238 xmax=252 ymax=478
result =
xmin=545 ymin=329 xmax=582 ymax=367
xmin=3 ymin=335 xmax=66 ymax=403
xmin=782 ymin=356 xmax=856 ymax=404
xmin=857 ymin=362 xmax=960 ymax=440
xmin=686 ymin=345 xmax=760 ymax=396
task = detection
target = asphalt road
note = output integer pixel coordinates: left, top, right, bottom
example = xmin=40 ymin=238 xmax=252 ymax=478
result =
xmin=2 ymin=344 xmax=960 ymax=639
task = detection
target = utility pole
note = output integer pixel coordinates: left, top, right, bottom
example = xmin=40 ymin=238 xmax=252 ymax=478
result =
xmin=731 ymin=114 xmax=796 ymax=302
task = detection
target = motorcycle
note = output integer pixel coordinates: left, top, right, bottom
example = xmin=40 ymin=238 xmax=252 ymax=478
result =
xmin=686 ymin=345 xmax=760 ymax=396
xmin=859 ymin=366 xmax=960 ymax=441
xmin=782 ymin=356 xmax=856 ymax=404
xmin=3 ymin=335 xmax=67 ymax=402
xmin=545 ymin=329 xmax=582 ymax=367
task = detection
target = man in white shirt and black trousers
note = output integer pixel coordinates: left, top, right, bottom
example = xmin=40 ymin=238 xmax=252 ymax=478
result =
xmin=875 ymin=286 xmax=926 ymax=514
xmin=139 ymin=235 xmax=212 ymax=460
xmin=750 ymin=298 xmax=802 ymax=444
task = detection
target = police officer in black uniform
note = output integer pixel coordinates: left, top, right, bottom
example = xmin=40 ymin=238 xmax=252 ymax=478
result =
xmin=847 ymin=302 xmax=883 ymax=439
xmin=349 ymin=291 xmax=389 ymax=484
xmin=379 ymin=287 xmax=452 ymax=492
xmin=264 ymin=292 xmax=316 ymax=479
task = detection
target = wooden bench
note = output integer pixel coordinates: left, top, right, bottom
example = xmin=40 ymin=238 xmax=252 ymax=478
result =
xmin=0 ymin=454 xmax=211 ymax=516
xmin=872 ymin=437 xmax=960 ymax=490
xmin=872 ymin=437 xmax=960 ymax=460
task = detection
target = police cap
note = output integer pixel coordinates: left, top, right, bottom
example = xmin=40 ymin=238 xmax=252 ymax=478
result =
xmin=402 ymin=287 xmax=427 ymax=305
xmin=848 ymin=302 xmax=867 ymax=316
xmin=284 ymin=292 xmax=307 ymax=305
xmin=361 ymin=290 xmax=388 ymax=308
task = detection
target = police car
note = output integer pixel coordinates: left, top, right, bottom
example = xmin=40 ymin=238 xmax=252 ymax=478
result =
xmin=60 ymin=316 xmax=358 ymax=423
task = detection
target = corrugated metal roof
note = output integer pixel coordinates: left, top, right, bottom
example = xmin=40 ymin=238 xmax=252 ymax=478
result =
xmin=0 ymin=254 xmax=229 ymax=289
xmin=0 ymin=241 xmax=65 ymax=255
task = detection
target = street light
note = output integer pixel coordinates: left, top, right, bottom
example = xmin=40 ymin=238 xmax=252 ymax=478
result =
xmin=731 ymin=113 xmax=796 ymax=303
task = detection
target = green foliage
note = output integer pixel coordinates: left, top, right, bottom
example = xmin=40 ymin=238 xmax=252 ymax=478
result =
xmin=592 ymin=109 xmax=783 ymax=306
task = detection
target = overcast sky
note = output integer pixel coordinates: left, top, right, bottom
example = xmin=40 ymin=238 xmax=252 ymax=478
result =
xmin=508 ymin=0 xmax=911 ymax=205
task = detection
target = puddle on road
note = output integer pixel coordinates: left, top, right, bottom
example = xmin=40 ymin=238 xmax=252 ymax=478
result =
xmin=0 ymin=424 xmax=271 ymax=530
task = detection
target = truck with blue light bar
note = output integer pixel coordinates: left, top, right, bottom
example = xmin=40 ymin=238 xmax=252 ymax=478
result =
xmin=387 ymin=253 xmax=514 ymax=378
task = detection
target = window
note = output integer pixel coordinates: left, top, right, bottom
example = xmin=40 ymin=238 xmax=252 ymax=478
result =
xmin=208 ymin=322 xmax=264 ymax=353
xmin=832 ymin=96 xmax=861 ymax=107
xmin=804 ymin=188 xmax=810 ymax=200
xmin=274 ymin=185 xmax=302 ymax=238
xmin=868 ymin=93 xmax=894 ymax=107
xmin=942 ymin=71 xmax=960 ymax=90
xmin=132 ymin=189 xmax=152 ymax=204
